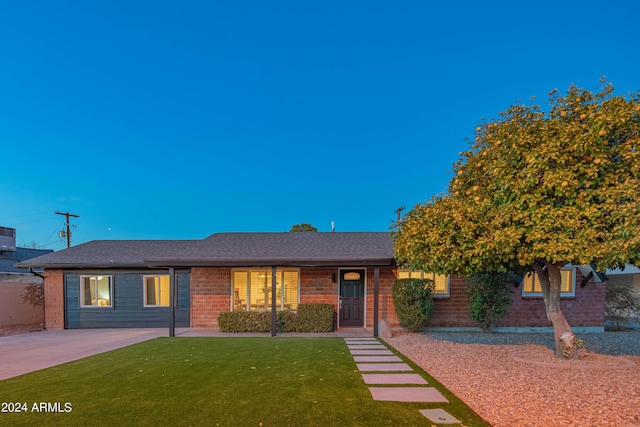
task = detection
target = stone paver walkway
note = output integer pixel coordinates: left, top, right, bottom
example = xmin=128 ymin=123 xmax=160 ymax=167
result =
xmin=356 ymin=362 xmax=413 ymax=371
xmin=350 ymin=349 xmax=394 ymax=355
xmin=347 ymin=344 xmax=388 ymax=349
xmin=361 ymin=373 xmax=427 ymax=384
xmin=419 ymin=409 xmax=461 ymax=424
xmin=369 ymin=387 xmax=449 ymax=402
xmin=345 ymin=338 xmax=461 ymax=424
xmin=353 ymin=355 xmax=402 ymax=362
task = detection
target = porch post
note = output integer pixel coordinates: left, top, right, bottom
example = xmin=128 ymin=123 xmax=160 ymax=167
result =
xmin=271 ymin=266 xmax=277 ymax=337
xmin=373 ymin=266 xmax=379 ymax=337
xmin=169 ymin=267 xmax=176 ymax=337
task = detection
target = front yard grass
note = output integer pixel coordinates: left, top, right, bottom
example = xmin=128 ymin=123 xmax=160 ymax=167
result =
xmin=0 ymin=337 xmax=488 ymax=426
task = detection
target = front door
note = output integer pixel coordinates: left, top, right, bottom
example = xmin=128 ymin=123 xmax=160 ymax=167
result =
xmin=339 ymin=269 xmax=365 ymax=327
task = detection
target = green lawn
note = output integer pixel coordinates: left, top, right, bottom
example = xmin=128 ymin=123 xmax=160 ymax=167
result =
xmin=0 ymin=337 xmax=488 ymax=426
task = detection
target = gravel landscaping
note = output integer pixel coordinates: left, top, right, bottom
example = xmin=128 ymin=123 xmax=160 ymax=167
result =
xmin=386 ymin=331 xmax=640 ymax=427
xmin=426 ymin=330 xmax=640 ymax=356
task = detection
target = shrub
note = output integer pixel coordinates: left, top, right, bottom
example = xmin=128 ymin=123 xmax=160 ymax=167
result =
xmin=464 ymin=272 xmax=513 ymax=332
xmin=278 ymin=310 xmax=298 ymax=333
xmin=218 ymin=311 xmax=272 ymax=332
xmin=605 ymin=282 xmax=640 ymax=331
xmin=217 ymin=304 xmax=335 ymax=333
xmin=295 ymin=304 xmax=334 ymax=332
xmin=391 ymin=278 xmax=434 ymax=332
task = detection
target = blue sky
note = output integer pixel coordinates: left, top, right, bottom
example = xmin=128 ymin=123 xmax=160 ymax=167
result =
xmin=1 ymin=1 xmax=639 ymax=250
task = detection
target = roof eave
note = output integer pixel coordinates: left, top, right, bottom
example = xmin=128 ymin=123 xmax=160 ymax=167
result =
xmin=145 ymin=258 xmax=396 ymax=268
xmin=14 ymin=262 xmax=151 ymax=269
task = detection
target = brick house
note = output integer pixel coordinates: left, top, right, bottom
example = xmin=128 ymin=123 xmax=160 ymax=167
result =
xmin=16 ymin=232 xmax=607 ymax=334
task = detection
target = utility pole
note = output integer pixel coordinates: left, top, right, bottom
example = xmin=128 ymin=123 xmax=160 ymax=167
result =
xmin=55 ymin=211 xmax=79 ymax=248
xmin=394 ymin=205 xmax=405 ymax=221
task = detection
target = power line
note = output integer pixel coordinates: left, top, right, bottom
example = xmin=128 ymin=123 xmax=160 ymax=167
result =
xmin=44 ymin=219 xmax=65 ymax=244
xmin=55 ymin=211 xmax=79 ymax=248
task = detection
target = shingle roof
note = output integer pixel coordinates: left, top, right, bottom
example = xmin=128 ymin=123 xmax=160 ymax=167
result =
xmin=15 ymin=232 xmax=395 ymax=269
xmin=1 ymin=247 xmax=53 ymax=273
xmin=150 ymin=232 xmax=394 ymax=266
xmin=15 ymin=240 xmax=199 ymax=269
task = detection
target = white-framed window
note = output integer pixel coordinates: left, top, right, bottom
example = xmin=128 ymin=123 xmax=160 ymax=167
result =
xmin=232 ymin=269 xmax=299 ymax=311
xmin=80 ymin=275 xmax=113 ymax=307
xmin=397 ymin=270 xmax=450 ymax=297
xmin=143 ymin=275 xmax=170 ymax=307
xmin=522 ymin=267 xmax=576 ymax=297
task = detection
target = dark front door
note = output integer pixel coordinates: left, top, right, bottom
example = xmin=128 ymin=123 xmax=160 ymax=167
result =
xmin=340 ymin=269 xmax=365 ymax=327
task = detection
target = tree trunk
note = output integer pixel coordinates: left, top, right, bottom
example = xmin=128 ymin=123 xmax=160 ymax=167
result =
xmin=533 ymin=261 xmax=579 ymax=359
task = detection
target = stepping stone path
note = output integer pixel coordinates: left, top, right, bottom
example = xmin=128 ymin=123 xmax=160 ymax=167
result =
xmin=345 ymin=338 xmax=460 ymax=424
xmin=353 ymin=355 xmax=402 ymax=362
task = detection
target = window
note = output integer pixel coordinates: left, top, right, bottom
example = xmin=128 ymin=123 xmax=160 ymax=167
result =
xmin=522 ymin=267 xmax=576 ymax=297
xmin=80 ymin=275 xmax=112 ymax=307
xmin=232 ymin=269 xmax=299 ymax=311
xmin=144 ymin=275 xmax=170 ymax=307
xmin=344 ymin=272 xmax=361 ymax=280
xmin=397 ymin=270 xmax=449 ymax=296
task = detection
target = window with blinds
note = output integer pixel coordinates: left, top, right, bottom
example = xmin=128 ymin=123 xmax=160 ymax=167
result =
xmin=522 ymin=268 xmax=576 ymax=297
xmin=397 ymin=270 xmax=450 ymax=296
xmin=232 ymin=269 xmax=299 ymax=311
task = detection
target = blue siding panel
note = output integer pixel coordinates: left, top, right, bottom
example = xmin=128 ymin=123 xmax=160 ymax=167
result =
xmin=65 ymin=271 xmax=190 ymax=328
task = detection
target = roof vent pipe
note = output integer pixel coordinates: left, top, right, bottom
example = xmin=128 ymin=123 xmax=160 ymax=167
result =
xmin=331 ymin=221 xmax=335 ymax=232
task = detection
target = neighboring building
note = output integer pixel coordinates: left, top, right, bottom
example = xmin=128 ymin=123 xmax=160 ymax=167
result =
xmin=605 ymin=264 xmax=640 ymax=293
xmin=16 ymin=231 xmax=607 ymax=333
xmin=0 ymin=226 xmax=53 ymax=328
xmin=603 ymin=264 xmax=640 ymax=329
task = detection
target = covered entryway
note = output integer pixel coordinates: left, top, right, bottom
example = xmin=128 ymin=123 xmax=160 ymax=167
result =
xmin=339 ymin=269 xmax=365 ymax=327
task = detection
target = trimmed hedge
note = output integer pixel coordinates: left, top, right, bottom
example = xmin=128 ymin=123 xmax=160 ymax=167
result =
xmin=295 ymin=303 xmax=334 ymax=332
xmin=391 ymin=278 xmax=434 ymax=332
xmin=218 ymin=311 xmax=272 ymax=333
xmin=217 ymin=303 xmax=335 ymax=333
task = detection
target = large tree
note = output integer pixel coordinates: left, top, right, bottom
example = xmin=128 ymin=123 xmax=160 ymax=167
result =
xmin=394 ymin=81 xmax=640 ymax=358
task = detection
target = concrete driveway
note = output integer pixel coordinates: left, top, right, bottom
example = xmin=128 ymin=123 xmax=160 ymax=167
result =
xmin=0 ymin=328 xmax=170 ymax=381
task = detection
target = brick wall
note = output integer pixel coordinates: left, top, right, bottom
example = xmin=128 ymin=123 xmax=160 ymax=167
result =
xmin=187 ymin=265 xmax=605 ymax=331
xmin=299 ymin=267 xmax=339 ymax=306
xmin=44 ymin=269 xmax=64 ymax=330
xmin=190 ymin=267 xmax=230 ymax=328
xmin=498 ymin=272 xmax=606 ymax=327
xmin=426 ymin=275 xmax=476 ymax=327
xmin=425 ymin=270 xmax=606 ymax=328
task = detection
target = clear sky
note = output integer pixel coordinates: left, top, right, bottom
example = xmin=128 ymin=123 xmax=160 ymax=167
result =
xmin=1 ymin=0 xmax=639 ymax=250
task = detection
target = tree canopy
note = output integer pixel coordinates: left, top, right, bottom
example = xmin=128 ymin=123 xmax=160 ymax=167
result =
xmin=289 ymin=223 xmax=318 ymax=232
xmin=394 ymin=81 xmax=640 ymax=357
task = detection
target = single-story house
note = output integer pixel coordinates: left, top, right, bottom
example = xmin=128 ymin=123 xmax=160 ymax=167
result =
xmin=16 ymin=231 xmax=607 ymax=335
